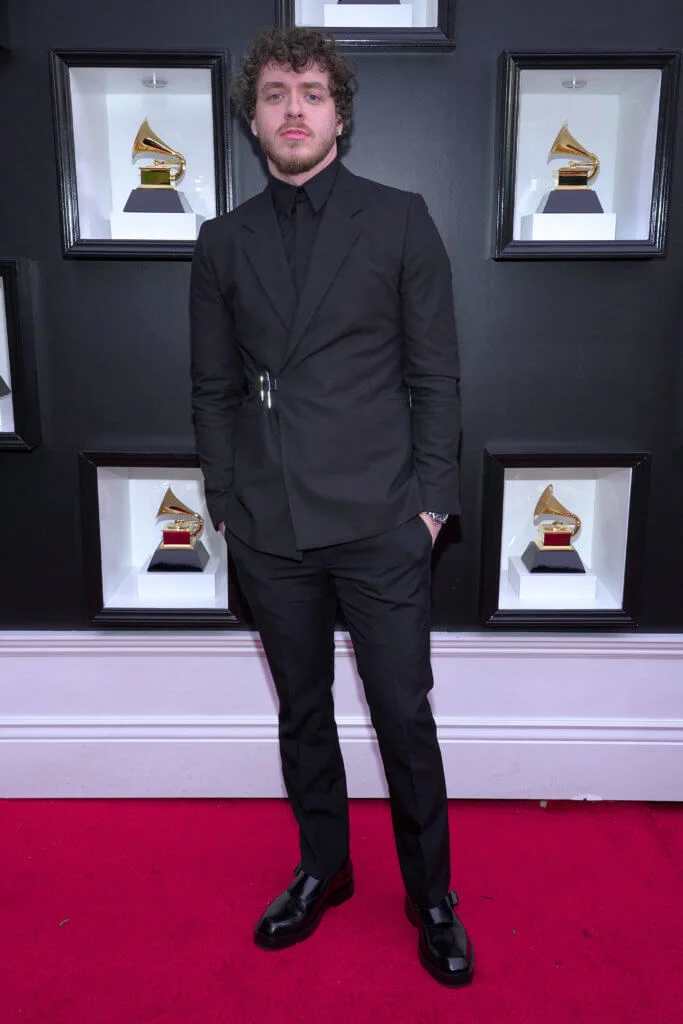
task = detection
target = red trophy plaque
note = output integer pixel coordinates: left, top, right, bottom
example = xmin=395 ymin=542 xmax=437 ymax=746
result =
xmin=521 ymin=484 xmax=585 ymax=573
xmin=147 ymin=486 xmax=210 ymax=572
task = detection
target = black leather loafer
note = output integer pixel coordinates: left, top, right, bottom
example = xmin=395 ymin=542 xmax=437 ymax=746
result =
xmin=405 ymin=889 xmax=474 ymax=987
xmin=254 ymin=859 xmax=354 ymax=950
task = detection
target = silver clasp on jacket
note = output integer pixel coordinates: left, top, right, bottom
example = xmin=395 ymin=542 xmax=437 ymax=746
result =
xmin=258 ymin=370 xmax=278 ymax=409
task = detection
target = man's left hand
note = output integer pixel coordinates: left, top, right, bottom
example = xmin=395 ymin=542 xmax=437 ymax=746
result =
xmin=419 ymin=512 xmax=443 ymax=546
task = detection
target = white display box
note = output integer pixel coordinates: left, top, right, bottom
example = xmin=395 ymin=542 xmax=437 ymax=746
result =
xmin=513 ymin=67 xmax=662 ymax=241
xmin=95 ymin=465 xmax=228 ymax=613
xmin=507 ymin=555 xmax=598 ymax=602
xmin=498 ymin=466 xmax=633 ymax=612
xmin=137 ymin=554 xmax=224 ymax=601
xmin=323 ymin=3 xmax=413 ymax=27
xmin=520 ymin=212 xmax=617 ymax=241
xmin=298 ymin=0 xmax=436 ymax=29
xmin=0 ymin=279 xmax=14 ymax=435
xmin=109 ymin=211 xmax=203 ymax=241
xmin=67 ymin=64 xmax=217 ymax=241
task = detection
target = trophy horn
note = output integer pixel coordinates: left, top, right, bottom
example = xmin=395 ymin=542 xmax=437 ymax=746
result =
xmin=132 ymin=118 xmax=186 ymax=185
xmin=533 ymin=484 xmax=581 ymax=537
xmin=548 ymin=122 xmax=599 ymax=181
xmin=156 ymin=486 xmax=203 ymax=537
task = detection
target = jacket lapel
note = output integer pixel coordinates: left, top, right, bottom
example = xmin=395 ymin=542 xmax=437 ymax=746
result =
xmin=242 ymin=188 xmax=297 ymax=334
xmin=281 ymin=165 xmax=362 ymax=369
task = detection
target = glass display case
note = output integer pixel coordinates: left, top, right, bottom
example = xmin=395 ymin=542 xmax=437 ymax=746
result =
xmin=50 ymin=51 xmax=232 ymax=258
xmin=277 ymin=0 xmax=456 ymax=49
xmin=494 ymin=52 xmax=681 ymax=258
xmin=0 ymin=260 xmax=41 ymax=451
xmin=79 ymin=452 xmax=247 ymax=626
xmin=480 ymin=451 xmax=651 ymax=626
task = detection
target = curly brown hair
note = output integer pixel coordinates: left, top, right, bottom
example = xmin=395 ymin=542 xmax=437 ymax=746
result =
xmin=232 ymin=27 xmax=355 ymax=137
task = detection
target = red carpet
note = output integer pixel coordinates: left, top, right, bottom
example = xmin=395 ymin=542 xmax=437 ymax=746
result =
xmin=1 ymin=798 xmax=681 ymax=1023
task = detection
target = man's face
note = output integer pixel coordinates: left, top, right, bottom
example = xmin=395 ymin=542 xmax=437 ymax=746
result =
xmin=251 ymin=61 xmax=342 ymax=179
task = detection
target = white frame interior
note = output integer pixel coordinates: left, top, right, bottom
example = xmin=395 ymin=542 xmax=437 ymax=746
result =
xmin=498 ymin=465 xmax=633 ymax=611
xmin=0 ymin=279 xmax=15 ymax=434
xmin=95 ymin=465 xmax=228 ymax=611
xmin=296 ymin=0 xmax=437 ymax=29
xmin=513 ymin=67 xmax=662 ymax=241
xmin=68 ymin=65 xmax=217 ymax=240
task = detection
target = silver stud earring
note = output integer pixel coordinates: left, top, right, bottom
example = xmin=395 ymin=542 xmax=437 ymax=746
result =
xmin=336 ymin=127 xmax=342 ymax=136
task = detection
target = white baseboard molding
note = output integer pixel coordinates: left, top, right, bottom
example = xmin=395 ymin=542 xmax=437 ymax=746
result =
xmin=1 ymin=631 xmax=682 ymax=799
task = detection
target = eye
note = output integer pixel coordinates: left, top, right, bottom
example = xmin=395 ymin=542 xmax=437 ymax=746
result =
xmin=266 ymin=92 xmax=283 ymax=102
xmin=306 ymin=93 xmax=322 ymax=102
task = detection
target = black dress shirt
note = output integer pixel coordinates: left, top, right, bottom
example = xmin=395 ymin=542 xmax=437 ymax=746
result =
xmin=269 ymin=159 xmax=339 ymax=296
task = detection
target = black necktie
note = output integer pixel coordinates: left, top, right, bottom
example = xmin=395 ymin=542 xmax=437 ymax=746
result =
xmin=294 ymin=187 xmax=316 ymax=297
xmin=279 ymin=187 xmax=315 ymax=297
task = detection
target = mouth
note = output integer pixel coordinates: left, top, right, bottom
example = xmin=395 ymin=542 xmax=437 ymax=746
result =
xmin=280 ymin=128 xmax=311 ymax=140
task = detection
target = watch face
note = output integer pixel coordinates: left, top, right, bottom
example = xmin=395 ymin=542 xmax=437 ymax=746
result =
xmin=428 ymin=513 xmax=449 ymax=524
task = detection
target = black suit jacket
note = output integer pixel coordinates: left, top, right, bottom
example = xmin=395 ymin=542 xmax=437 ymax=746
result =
xmin=190 ymin=163 xmax=460 ymax=558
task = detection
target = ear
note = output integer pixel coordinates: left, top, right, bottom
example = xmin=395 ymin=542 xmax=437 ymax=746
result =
xmin=250 ymin=117 xmax=258 ymax=137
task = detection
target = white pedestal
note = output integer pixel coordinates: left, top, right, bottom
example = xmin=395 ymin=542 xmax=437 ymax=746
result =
xmin=520 ymin=213 xmax=617 ymax=242
xmin=0 ymin=395 xmax=14 ymax=433
xmin=109 ymin=212 xmax=203 ymax=241
xmin=507 ymin=556 xmax=598 ymax=602
xmin=137 ymin=553 xmax=222 ymax=601
xmin=323 ymin=3 xmax=413 ymax=27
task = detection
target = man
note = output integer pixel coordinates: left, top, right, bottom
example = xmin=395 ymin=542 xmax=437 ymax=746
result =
xmin=190 ymin=27 xmax=473 ymax=987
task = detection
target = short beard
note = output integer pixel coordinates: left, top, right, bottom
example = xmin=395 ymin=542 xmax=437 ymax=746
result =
xmin=259 ymin=130 xmax=337 ymax=176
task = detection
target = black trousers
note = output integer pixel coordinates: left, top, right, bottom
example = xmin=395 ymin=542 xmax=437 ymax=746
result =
xmin=227 ymin=515 xmax=451 ymax=906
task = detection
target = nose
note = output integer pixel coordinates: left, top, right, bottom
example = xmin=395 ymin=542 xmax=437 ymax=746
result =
xmin=285 ymin=92 xmax=304 ymax=119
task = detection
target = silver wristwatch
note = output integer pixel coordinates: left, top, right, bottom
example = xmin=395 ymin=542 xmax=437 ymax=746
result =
xmin=425 ymin=512 xmax=449 ymax=525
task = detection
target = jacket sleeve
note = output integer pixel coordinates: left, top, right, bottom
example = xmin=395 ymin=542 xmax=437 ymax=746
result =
xmin=190 ymin=223 xmax=245 ymax=531
xmin=400 ymin=193 xmax=461 ymax=514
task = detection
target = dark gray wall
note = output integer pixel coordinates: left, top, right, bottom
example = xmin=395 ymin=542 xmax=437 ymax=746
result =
xmin=1 ymin=0 xmax=682 ymax=629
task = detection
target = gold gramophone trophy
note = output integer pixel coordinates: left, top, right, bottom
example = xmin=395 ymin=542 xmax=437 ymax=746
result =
xmin=123 ymin=119 xmax=191 ymax=214
xmin=521 ymin=484 xmax=586 ymax=574
xmin=0 ymin=374 xmax=9 ymax=398
xmin=541 ymin=122 xmax=604 ymax=214
xmin=147 ymin=486 xmax=210 ymax=572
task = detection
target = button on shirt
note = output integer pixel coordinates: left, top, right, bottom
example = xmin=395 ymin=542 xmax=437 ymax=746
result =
xmin=269 ymin=159 xmax=339 ymax=297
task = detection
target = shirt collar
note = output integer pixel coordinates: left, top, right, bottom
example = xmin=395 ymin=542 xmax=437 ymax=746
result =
xmin=269 ymin=158 xmax=340 ymax=218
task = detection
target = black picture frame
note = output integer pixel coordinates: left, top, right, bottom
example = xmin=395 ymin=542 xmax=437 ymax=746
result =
xmin=79 ymin=451 xmax=249 ymax=627
xmin=494 ymin=51 xmax=681 ymax=260
xmin=49 ymin=50 xmax=233 ymax=260
xmin=0 ymin=0 xmax=9 ymax=50
xmin=276 ymin=0 xmax=456 ymax=51
xmin=480 ymin=450 xmax=651 ymax=628
xmin=0 ymin=260 xmax=41 ymax=451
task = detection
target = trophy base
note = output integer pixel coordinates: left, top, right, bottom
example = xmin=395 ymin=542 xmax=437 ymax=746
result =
xmin=123 ymin=187 xmax=191 ymax=214
xmin=521 ymin=541 xmax=585 ymax=574
xmin=147 ymin=540 xmax=210 ymax=572
xmin=520 ymin=212 xmax=617 ymax=242
xmin=542 ymin=189 xmax=604 ymax=214
xmin=323 ymin=2 xmax=412 ymax=26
